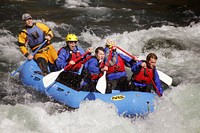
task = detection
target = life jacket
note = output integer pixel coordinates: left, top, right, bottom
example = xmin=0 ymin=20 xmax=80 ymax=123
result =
xmin=22 ymin=23 xmax=45 ymax=49
xmin=58 ymin=46 xmax=84 ymax=71
xmin=107 ymin=52 xmax=125 ymax=74
xmin=133 ymin=67 xmax=154 ymax=84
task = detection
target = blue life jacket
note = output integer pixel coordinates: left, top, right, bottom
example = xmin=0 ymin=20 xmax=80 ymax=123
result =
xmin=26 ymin=24 xmax=45 ymax=48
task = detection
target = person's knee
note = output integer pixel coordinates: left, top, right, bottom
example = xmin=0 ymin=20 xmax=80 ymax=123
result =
xmin=36 ymin=57 xmax=49 ymax=75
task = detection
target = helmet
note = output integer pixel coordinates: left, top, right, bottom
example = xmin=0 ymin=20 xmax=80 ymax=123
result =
xmin=66 ymin=34 xmax=78 ymax=42
xmin=22 ymin=13 xmax=32 ymax=21
xmin=106 ymin=39 xmax=115 ymax=48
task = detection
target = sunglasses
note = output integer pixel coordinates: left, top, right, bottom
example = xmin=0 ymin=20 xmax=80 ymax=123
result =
xmin=68 ymin=41 xmax=77 ymax=44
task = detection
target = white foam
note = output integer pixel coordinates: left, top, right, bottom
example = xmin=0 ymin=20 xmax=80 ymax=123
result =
xmin=64 ymin=0 xmax=91 ymax=8
xmin=0 ymin=100 xmax=136 ymax=133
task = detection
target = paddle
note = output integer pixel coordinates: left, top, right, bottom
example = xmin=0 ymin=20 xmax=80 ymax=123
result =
xmin=116 ymin=46 xmax=172 ymax=86
xmin=11 ymin=40 xmax=47 ymax=76
xmin=96 ymin=48 xmax=113 ymax=94
xmin=157 ymin=70 xmax=172 ymax=86
xmin=43 ymin=51 xmax=90 ymax=88
xmin=96 ymin=71 xmax=107 ymax=94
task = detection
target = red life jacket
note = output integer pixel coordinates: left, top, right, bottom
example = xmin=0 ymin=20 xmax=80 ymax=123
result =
xmin=68 ymin=51 xmax=83 ymax=71
xmin=57 ymin=46 xmax=83 ymax=71
xmin=133 ymin=67 xmax=154 ymax=84
xmin=107 ymin=55 xmax=125 ymax=74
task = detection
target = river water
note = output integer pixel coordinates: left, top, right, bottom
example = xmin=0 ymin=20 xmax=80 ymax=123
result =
xmin=0 ymin=0 xmax=200 ymax=133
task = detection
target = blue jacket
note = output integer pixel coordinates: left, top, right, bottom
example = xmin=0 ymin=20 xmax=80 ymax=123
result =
xmin=56 ymin=46 xmax=85 ymax=70
xmin=104 ymin=47 xmax=133 ymax=80
xmin=85 ymin=57 xmax=102 ymax=76
xmin=131 ymin=61 xmax=163 ymax=95
xmin=81 ymin=57 xmax=102 ymax=84
xmin=81 ymin=56 xmax=103 ymax=88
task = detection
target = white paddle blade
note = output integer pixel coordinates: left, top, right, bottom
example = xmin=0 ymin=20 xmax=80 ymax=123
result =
xmin=43 ymin=69 xmax=64 ymax=88
xmin=157 ymin=70 xmax=173 ymax=86
xmin=96 ymin=71 xmax=107 ymax=94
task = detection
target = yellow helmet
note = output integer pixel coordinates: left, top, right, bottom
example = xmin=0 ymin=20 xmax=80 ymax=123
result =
xmin=106 ymin=39 xmax=115 ymax=48
xmin=66 ymin=34 xmax=78 ymax=42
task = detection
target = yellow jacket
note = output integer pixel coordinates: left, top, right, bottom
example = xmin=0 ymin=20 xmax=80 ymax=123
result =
xmin=18 ymin=22 xmax=53 ymax=57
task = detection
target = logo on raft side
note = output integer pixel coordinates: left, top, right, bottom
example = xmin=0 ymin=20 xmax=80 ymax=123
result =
xmin=111 ymin=95 xmax=125 ymax=101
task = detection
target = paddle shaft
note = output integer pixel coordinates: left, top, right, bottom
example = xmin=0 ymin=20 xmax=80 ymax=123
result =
xmin=116 ymin=46 xmax=137 ymax=60
xmin=145 ymin=69 xmax=162 ymax=96
xmin=63 ymin=51 xmax=90 ymax=71
xmin=116 ymin=46 xmax=161 ymax=96
xmin=11 ymin=40 xmax=47 ymax=76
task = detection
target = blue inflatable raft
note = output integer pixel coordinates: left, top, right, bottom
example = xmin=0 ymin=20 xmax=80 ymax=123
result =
xmin=19 ymin=60 xmax=156 ymax=116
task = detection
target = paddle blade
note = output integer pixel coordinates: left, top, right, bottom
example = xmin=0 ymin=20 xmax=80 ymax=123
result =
xmin=96 ymin=71 xmax=107 ymax=94
xmin=157 ymin=70 xmax=173 ymax=86
xmin=43 ymin=69 xmax=64 ymax=88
